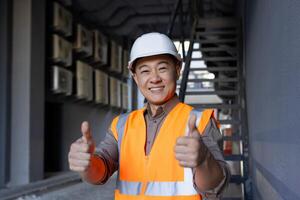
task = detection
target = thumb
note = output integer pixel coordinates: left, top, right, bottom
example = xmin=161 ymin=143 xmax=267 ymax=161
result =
xmin=188 ymin=114 xmax=198 ymax=137
xmin=81 ymin=121 xmax=92 ymax=143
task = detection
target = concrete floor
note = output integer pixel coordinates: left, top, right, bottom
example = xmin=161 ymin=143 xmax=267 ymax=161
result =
xmin=13 ymin=173 xmax=242 ymax=200
xmin=16 ymin=174 xmax=117 ymax=200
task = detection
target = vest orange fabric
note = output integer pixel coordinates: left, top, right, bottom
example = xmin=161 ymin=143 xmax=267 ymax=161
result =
xmin=110 ymin=103 xmax=214 ymax=200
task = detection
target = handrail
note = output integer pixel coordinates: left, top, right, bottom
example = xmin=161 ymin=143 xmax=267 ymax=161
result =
xmin=179 ymin=0 xmax=186 ymax=61
xmin=179 ymin=18 xmax=198 ymax=102
xmin=166 ymin=0 xmax=182 ymax=37
xmin=167 ymin=0 xmax=186 ymax=61
xmin=167 ymin=0 xmax=201 ymax=62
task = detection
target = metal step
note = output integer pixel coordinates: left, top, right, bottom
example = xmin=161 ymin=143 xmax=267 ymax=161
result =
xmin=196 ymin=18 xmax=238 ymax=29
xmin=195 ymin=38 xmax=237 ymax=44
xmin=191 ymin=57 xmax=238 ymax=61
xmin=196 ymin=31 xmax=237 ymax=36
xmin=177 ymin=79 xmax=237 ymax=85
xmin=187 ymin=78 xmax=238 ymax=83
xmin=185 ymin=90 xmax=239 ymax=96
xmin=224 ymin=155 xmax=244 ymax=161
xmin=219 ymin=119 xmax=241 ymax=125
xmin=190 ymin=103 xmax=241 ymax=109
xmin=189 ymin=66 xmax=238 ymax=72
xmin=193 ymin=47 xmax=238 ymax=52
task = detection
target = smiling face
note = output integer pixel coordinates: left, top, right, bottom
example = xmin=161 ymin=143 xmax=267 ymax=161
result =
xmin=132 ymin=54 xmax=181 ymax=105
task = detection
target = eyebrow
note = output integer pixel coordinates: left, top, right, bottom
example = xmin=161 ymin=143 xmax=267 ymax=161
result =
xmin=137 ymin=64 xmax=149 ymax=71
xmin=137 ymin=60 xmax=171 ymax=70
xmin=157 ymin=61 xmax=170 ymax=65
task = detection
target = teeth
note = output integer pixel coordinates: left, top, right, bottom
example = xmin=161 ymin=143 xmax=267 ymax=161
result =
xmin=150 ymin=87 xmax=163 ymax=91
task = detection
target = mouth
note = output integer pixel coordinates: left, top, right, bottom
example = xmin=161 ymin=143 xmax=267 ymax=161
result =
xmin=149 ymin=86 xmax=165 ymax=92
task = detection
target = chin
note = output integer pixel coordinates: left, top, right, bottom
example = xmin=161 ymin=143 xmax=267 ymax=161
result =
xmin=146 ymin=96 xmax=169 ymax=105
xmin=143 ymin=90 xmax=175 ymax=105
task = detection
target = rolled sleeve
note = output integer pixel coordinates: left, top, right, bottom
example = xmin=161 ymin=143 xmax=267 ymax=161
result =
xmin=193 ymin=119 xmax=231 ymax=197
xmin=93 ymin=129 xmax=119 ymax=184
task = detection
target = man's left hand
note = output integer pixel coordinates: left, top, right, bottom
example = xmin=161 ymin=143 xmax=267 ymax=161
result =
xmin=174 ymin=114 xmax=208 ymax=168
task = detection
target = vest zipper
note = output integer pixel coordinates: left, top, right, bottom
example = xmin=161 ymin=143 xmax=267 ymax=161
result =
xmin=141 ymin=156 xmax=150 ymax=196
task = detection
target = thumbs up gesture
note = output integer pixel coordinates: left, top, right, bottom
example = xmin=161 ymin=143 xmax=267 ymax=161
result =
xmin=174 ymin=114 xmax=208 ymax=168
xmin=68 ymin=121 xmax=95 ymax=172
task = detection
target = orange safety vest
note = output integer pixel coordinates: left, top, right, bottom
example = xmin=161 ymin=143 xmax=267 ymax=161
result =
xmin=110 ymin=102 xmax=215 ymax=200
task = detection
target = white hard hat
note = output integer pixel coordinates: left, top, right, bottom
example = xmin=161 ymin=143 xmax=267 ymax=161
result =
xmin=128 ymin=32 xmax=182 ymax=71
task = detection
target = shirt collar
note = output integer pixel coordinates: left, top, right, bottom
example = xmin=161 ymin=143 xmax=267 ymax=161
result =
xmin=145 ymin=94 xmax=180 ymax=119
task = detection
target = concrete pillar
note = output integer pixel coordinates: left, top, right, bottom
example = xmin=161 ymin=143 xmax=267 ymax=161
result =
xmin=0 ymin=0 xmax=12 ymax=189
xmin=10 ymin=0 xmax=46 ymax=185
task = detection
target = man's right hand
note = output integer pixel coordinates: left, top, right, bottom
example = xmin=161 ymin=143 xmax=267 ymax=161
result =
xmin=68 ymin=121 xmax=95 ymax=172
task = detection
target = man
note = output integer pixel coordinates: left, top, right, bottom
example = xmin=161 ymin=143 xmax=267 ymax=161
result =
xmin=68 ymin=32 xmax=230 ymax=199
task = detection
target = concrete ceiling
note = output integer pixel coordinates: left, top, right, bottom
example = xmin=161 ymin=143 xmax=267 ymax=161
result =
xmin=72 ymin=0 xmax=236 ymax=41
xmin=72 ymin=0 xmax=191 ymax=40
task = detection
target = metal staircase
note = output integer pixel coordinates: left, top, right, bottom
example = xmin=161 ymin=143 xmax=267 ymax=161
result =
xmin=177 ymin=17 xmax=252 ymax=200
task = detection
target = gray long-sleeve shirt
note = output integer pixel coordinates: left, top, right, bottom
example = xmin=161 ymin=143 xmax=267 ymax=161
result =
xmin=94 ymin=95 xmax=230 ymax=198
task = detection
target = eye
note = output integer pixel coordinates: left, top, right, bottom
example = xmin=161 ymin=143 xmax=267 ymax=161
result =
xmin=140 ymin=69 xmax=150 ymax=74
xmin=159 ymin=66 xmax=168 ymax=72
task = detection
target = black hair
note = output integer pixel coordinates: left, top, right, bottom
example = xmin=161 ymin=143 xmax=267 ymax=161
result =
xmin=131 ymin=54 xmax=179 ymax=73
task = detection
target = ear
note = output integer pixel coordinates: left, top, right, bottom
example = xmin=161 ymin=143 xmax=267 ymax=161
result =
xmin=132 ymin=72 xmax=139 ymax=85
xmin=175 ymin=63 xmax=182 ymax=80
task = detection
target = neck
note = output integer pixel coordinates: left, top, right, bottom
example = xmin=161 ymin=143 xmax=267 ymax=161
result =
xmin=148 ymin=103 xmax=162 ymax=117
xmin=146 ymin=93 xmax=177 ymax=117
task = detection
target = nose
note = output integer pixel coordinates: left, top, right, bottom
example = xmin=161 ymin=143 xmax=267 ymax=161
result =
xmin=149 ymin=70 xmax=162 ymax=84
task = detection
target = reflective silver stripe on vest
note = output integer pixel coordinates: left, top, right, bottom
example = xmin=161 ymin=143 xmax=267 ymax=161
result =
xmin=117 ymin=180 xmax=142 ymax=195
xmin=116 ymin=112 xmax=130 ymax=150
xmin=115 ymin=109 xmax=202 ymax=196
xmin=145 ymin=167 xmax=198 ymax=196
